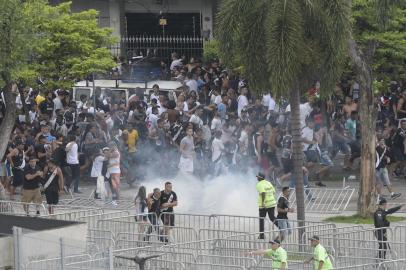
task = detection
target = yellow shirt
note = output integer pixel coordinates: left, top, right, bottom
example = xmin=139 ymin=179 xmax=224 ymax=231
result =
xmin=35 ymin=94 xmax=45 ymax=105
xmin=256 ymin=180 xmax=276 ymax=208
xmin=127 ymin=129 xmax=139 ymax=153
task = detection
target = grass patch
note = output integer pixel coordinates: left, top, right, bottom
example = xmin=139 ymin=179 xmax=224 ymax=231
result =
xmin=324 ymin=214 xmax=406 ymax=224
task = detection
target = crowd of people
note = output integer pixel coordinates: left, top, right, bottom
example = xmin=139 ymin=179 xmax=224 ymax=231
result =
xmin=0 ymin=52 xmax=405 ymax=216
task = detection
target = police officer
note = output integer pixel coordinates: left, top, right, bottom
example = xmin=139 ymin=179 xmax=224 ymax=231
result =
xmin=374 ymin=198 xmax=404 ymax=259
xmin=247 ymin=239 xmax=287 ymax=270
xmin=256 ymin=172 xmax=276 ymax=239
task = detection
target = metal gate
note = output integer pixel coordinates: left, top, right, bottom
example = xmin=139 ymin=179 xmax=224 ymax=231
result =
xmin=110 ymin=35 xmax=204 ymax=61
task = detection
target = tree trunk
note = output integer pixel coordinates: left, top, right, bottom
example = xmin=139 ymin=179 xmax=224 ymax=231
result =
xmin=348 ymin=37 xmax=376 ymax=217
xmin=290 ymin=86 xmax=306 ymax=224
xmin=0 ymin=83 xmax=16 ymax=161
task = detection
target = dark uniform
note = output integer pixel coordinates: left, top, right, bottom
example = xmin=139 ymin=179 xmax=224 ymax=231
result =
xmin=374 ymin=198 xmax=402 ymax=259
xmin=145 ymin=194 xmax=161 ymax=240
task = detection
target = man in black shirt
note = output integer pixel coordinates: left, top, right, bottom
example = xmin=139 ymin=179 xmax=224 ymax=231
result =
xmin=35 ymin=135 xmax=48 ymax=169
xmin=374 ymin=198 xmax=404 ymax=259
xmin=160 ymin=182 xmax=178 ymax=242
xmin=22 ymin=157 xmax=43 ymax=216
xmin=276 ymin=187 xmax=294 ymax=242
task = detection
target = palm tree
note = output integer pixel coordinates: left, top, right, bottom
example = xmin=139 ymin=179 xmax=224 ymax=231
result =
xmin=216 ymin=0 xmax=351 ymax=224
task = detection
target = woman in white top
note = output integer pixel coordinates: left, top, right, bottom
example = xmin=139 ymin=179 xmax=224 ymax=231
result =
xmin=65 ymin=135 xmax=80 ymax=193
xmin=106 ymin=143 xmax=121 ymax=203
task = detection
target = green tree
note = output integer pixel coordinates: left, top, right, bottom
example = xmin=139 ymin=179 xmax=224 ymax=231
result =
xmin=216 ymin=0 xmax=351 ymax=225
xmin=353 ymin=0 xmax=406 ymax=83
xmin=348 ymin=0 xmax=404 ymax=217
xmin=0 ymin=0 xmax=115 ymax=162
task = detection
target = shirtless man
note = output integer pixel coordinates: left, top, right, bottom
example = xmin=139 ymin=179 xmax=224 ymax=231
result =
xmin=342 ymin=96 xmax=357 ymax=118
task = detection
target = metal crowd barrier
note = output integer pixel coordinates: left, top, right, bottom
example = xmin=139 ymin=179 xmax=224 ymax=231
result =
xmin=25 ymin=254 xmax=92 ymax=270
xmin=44 ymin=208 xmax=104 ymax=221
xmin=196 ymin=254 xmax=256 ymax=269
xmin=286 ymin=187 xmax=355 ymax=213
xmin=58 ymin=197 xmax=135 ymax=210
xmin=76 ymin=210 xmax=131 ymax=228
xmin=378 ymin=258 xmax=406 ymax=270
xmin=0 ymin=200 xmax=47 ymax=216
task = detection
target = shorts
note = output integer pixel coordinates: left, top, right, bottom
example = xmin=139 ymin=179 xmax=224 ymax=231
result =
xmin=161 ymin=212 xmax=175 ymax=227
xmin=268 ymin=152 xmax=280 ymax=167
xmin=11 ymin=169 xmax=24 ymax=187
xmin=21 ymin=188 xmax=42 ymax=204
xmin=304 ymin=150 xmax=320 ymax=163
xmin=320 ymin=151 xmax=333 ymax=166
xmin=276 ymin=219 xmax=292 ymax=237
xmin=281 ymin=158 xmax=293 ymax=174
xmin=44 ymin=189 xmax=59 ymax=205
xmin=376 ymin=168 xmax=390 ymax=186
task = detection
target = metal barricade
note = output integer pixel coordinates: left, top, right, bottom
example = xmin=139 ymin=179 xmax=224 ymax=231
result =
xmin=199 ymin=228 xmax=249 ymax=241
xmin=286 ymin=188 xmax=355 ymax=213
xmin=378 ymin=258 xmax=406 ymax=270
xmin=45 ymin=208 xmax=104 ymax=221
xmin=76 ymin=210 xmax=131 ymax=228
xmin=96 ymin=219 xmax=138 ymax=238
xmin=159 ymin=212 xmax=216 ymax=230
xmin=391 ymin=225 xmax=406 ymax=261
xmin=196 ymin=254 xmax=256 ymax=269
xmin=58 ymin=198 xmax=135 ymax=210
xmin=210 ymin=214 xmax=273 ymax=233
xmin=183 ymin=262 xmax=246 ymax=270
xmin=87 ymin=229 xmax=115 ymax=253
xmin=0 ymin=200 xmax=47 ymax=216
xmin=146 ymin=259 xmax=186 ymax=270
xmin=25 ymin=254 xmax=92 ymax=270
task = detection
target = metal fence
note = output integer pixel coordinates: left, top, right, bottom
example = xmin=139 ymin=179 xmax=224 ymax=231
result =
xmin=110 ymin=35 xmax=205 ymax=61
xmin=286 ymin=187 xmax=355 ymax=213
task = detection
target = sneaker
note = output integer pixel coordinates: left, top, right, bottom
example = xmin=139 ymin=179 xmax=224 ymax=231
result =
xmin=315 ymin=182 xmax=326 ymax=187
xmin=111 ymin=200 xmax=118 ymax=206
xmin=391 ymin=193 xmax=401 ymax=200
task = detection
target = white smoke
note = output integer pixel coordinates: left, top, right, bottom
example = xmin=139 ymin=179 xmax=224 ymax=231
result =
xmin=138 ymin=170 xmax=259 ymax=216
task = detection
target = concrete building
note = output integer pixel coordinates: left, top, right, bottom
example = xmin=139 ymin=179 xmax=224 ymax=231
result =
xmin=50 ymin=0 xmax=219 ymax=39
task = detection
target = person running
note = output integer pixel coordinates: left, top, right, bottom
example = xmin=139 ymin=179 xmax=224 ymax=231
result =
xmin=375 ymin=138 xmax=401 ymax=200
xmin=276 ymin=187 xmax=294 ymax=242
xmin=374 ymin=198 xmax=404 ymax=260
xmin=247 ymin=239 xmax=287 ymax=270
xmin=42 ymin=158 xmax=64 ymax=214
xmin=256 ymin=172 xmax=276 ymax=239
xmin=305 ymin=236 xmax=333 ymax=270
xmin=22 ymin=157 xmax=43 ymax=216
xmin=160 ymin=181 xmax=178 ymax=242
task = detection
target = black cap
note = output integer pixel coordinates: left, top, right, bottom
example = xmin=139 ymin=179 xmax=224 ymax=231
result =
xmin=256 ymin=172 xmax=266 ymax=180
xmin=309 ymin=235 xmax=320 ymax=241
xmin=378 ymin=198 xmax=387 ymax=205
xmin=269 ymin=239 xmax=281 ymax=245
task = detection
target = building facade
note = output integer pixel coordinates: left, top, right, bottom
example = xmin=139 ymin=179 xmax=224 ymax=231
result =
xmin=50 ymin=0 xmax=219 ymax=59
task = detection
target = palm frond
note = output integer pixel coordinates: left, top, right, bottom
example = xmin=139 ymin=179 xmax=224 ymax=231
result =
xmin=374 ymin=0 xmax=400 ymax=29
xmin=266 ymin=0 xmax=305 ymax=96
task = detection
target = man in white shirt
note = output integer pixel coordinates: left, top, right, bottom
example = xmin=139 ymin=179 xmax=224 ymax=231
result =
xmin=211 ymin=130 xmax=225 ymax=176
xmin=65 ymin=135 xmax=80 ymax=193
xmin=170 ymin=52 xmax=183 ymax=71
xmin=185 ymin=73 xmax=198 ymax=92
xmin=286 ymin=102 xmax=313 ymax=128
xmin=189 ymin=106 xmax=204 ymax=129
xmin=237 ymin=88 xmax=249 ymax=117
